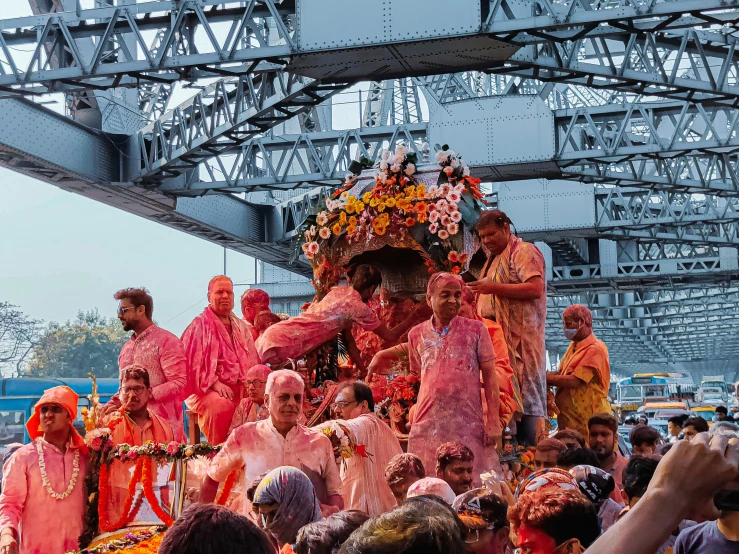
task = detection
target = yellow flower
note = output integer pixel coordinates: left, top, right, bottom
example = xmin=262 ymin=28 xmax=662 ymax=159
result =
xmin=332 ymin=223 xmax=342 ymax=235
xmin=339 ymin=212 xmax=347 ymax=225
xmin=377 ymin=202 xmax=386 ymax=212
xmin=379 ymin=212 xmax=390 ymax=223
xmin=345 ymin=202 xmax=356 ymax=215
xmin=375 ymin=225 xmax=387 ymax=236
xmin=347 ymin=224 xmax=358 ymax=236
xmin=397 ymin=199 xmax=411 ymax=211
xmin=184 ymin=447 xmax=195 ymax=457
xmin=405 ymin=185 xmax=416 ymax=196
xmin=355 ymin=202 xmax=365 ymax=212
xmin=416 ymin=184 xmax=426 ymax=198
xmin=362 ymin=192 xmax=372 ymax=204
xmin=385 ymin=197 xmax=396 ymax=208
xmin=349 ymin=216 xmax=358 ymax=226
xmin=369 ymin=197 xmax=379 ymax=208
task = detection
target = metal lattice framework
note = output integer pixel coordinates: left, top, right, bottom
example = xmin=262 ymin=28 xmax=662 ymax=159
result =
xmin=4 ymin=0 xmax=739 ymax=374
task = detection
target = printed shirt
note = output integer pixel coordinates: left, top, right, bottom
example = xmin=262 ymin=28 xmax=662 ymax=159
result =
xmin=118 ymin=324 xmax=188 ymax=441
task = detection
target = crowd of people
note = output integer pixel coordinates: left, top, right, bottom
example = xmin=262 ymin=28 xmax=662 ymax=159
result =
xmin=0 ymin=209 xmax=738 ymax=554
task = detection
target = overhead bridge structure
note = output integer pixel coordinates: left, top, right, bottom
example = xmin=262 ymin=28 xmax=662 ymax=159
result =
xmin=3 ymin=0 xmax=739 ymax=380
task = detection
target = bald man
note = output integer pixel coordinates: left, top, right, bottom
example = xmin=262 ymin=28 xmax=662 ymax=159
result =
xmin=182 ymin=276 xmax=260 ymax=445
xmin=228 ymin=364 xmax=272 ymax=434
xmin=201 ymin=370 xmax=343 ymax=517
xmin=547 ymin=304 xmax=611 ymax=441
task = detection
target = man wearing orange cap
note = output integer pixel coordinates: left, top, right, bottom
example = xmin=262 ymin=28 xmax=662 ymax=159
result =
xmin=0 ymin=386 xmax=89 ymax=554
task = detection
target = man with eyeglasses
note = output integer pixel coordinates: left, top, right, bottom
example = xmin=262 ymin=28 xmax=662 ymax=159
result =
xmin=112 ymin=287 xmax=188 ymax=442
xmin=183 ymin=276 xmax=260 ymax=445
xmin=453 ymin=488 xmax=511 ymax=554
xmin=106 ymin=366 xmax=174 ymax=526
xmin=228 ymin=364 xmax=272 ymax=434
xmin=313 ymin=381 xmax=402 ymax=516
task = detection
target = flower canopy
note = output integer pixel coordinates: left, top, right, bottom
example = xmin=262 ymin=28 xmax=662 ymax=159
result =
xmin=301 ymin=145 xmax=486 ymax=276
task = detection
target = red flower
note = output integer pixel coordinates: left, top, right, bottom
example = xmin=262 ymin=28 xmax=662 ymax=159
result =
xmin=451 ymin=266 xmax=461 ymax=275
xmin=355 ymin=444 xmax=368 ymax=458
xmin=405 ymin=217 xmax=416 ymax=227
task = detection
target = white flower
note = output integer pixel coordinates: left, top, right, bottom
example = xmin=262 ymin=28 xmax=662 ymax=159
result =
xmin=451 ymin=157 xmax=460 ymax=169
xmin=447 ymin=223 xmax=459 ymax=235
xmin=391 ymin=154 xmax=404 ymax=165
xmin=440 ymin=184 xmax=452 ymax=197
xmin=437 ymin=199 xmax=448 ymax=212
xmin=379 ymin=160 xmax=388 ymax=171
xmin=438 ymin=229 xmax=450 ymax=240
xmin=309 ymin=225 xmax=317 ymax=236
xmin=305 ymin=250 xmax=314 ymax=260
xmin=443 ymin=166 xmax=454 ymax=176
xmin=429 ymin=210 xmax=441 ymax=223
xmin=379 ymin=173 xmax=387 ymax=184
xmin=450 ymin=210 xmax=462 ymax=223
xmin=390 ymin=163 xmax=401 ymax=173
xmin=463 ymin=165 xmax=470 ymax=176
xmin=302 ymin=242 xmax=310 ymax=252
xmin=426 ymin=185 xmax=439 ymax=199
xmin=446 ymin=150 xmax=456 ymax=159
xmin=454 ymin=184 xmax=465 ymax=194
xmin=447 ymin=191 xmax=461 ymax=204
xmin=319 ymin=227 xmax=331 ymax=240
xmin=317 ymin=212 xmax=328 ymax=226
xmin=436 ymin=151 xmax=449 ymax=163
xmin=345 ymin=173 xmax=354 ymax=182
xmin=308 ymin=242 xmax=320 ymax=254
xmin=429 ymin=222 xmax=439 ymax=234
xmin=404 ymin=163 xmax=416 ymax=176
xmin=441 ymin=215 xmax=452 ymax=227
xmin=340 ymin=436 xmax=350 ymax=447
xmin=395 ymin=145 xmax=408 ymax=157
xmin=335 ymin=427 xmax=345 ymax=439
xmin=381 ymin=149 xmax=390 ymax=160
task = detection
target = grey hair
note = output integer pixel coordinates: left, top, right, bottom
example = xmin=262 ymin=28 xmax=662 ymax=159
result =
xmin=265 ymin=369 xmax=305 ymax=395
xmin=708 ymin=421 xmax=739 ymax=437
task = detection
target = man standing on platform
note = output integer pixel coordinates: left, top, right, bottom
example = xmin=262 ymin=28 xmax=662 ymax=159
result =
xmin=113 ymin=287 xmax=188 ymax=442
xmin=106 ymin=366 xmax=174 ymax=525
xmin=201 ymin=370 xmax=344 ymax=516
xmin=0 ymin=386 xmax=89 ymax=554
xmin=241 ymin=288 xmax=271 ymax=341
xmin=183 ymin=276 xmax=260 ymax=445
xmin=314 ymin=381 xmax=403 ymax=516
xmin=547 ymin=304 xmax=611 ymax=442
xmin=469 ymin=210 xmax=548 ymax=446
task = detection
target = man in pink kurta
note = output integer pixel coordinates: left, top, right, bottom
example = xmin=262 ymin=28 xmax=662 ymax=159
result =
xmin=408 ymin=273 xmax=502 ymax=485
xmin=182 ymin=276 xmax=260 ymax=445
xmin=0 ymin=387 xmax=89 ymax=554
xmin=469 ymin=210 xmax=548 ymax=446
xmin=314 ymin=381 xmax=402 ymax=516
xmin=241 ymin=288 xmax=272 ymax=341
xmin=112 ymin=287 xmax=188 ymax=442
xmin=228 ymin=364 xmax=272 ymax=434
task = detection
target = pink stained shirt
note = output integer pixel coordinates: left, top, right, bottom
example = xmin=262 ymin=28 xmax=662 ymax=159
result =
xmin=118 ymin=324 xmax=188 ymax=442
xmin=207 ymin=418 xmax=342 ymax=512
xmin=0 ymin=439 xmax=89 ymax=554
xmin=407 ymin=316 xmax=499 ymax=483
xmin=182 ymin=308 xmax=260 ymax=398
xmin=256 ymin=286 xmax=380 ymax=364
xmin=313 ymin=414 xmax=403 ymax=516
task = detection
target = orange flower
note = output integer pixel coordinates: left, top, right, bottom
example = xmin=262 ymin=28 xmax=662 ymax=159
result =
xmin=405 ymin=217 xmax=416 ymax=227
xmin=451 ymin=266 xmax=461 ymax=275
xmin=416 ymin=201 xmax=427 ymax=212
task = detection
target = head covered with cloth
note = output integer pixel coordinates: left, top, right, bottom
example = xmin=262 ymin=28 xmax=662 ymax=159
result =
xmin=25 ymin=385 xmax=87 ymax=454
xmin=252 ymin=466 xmax=322 ymax=546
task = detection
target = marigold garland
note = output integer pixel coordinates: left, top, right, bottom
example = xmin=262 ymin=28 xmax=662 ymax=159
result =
xmin=98 ymin=458 xmax=145 ymax=533
xmin=215 ymin=470 xmax=238 ymax=506
xmin=141 ymin=456 xmax=174 ymax=527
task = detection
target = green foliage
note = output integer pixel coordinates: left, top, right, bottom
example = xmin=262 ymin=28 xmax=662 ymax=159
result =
xmin=24 ymin=309 xmax=128 ymax=379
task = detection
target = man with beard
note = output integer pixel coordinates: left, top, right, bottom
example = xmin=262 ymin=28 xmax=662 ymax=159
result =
xmin=436 ymin=442 xmax=476 ymax=497
xmin=0 ymin=387 xmax=89 ymax=554
xmin=183 ymin=276 xmax=260 ymax=445
xmin=588 ymin=413 xmax=628 ymax=497
xmin=112 ymin=287 xmax=188 ymax=441
xmin=201 ymin=370 xmax=343 ymax=517
xmin=468 ymin=210 xmax=547 ymax=446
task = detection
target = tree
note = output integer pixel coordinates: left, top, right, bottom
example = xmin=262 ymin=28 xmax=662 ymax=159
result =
xmin=0 ymin=302 xmax=41 ymax=377
xmin=25 ymin=309 xmax=128 ymax=379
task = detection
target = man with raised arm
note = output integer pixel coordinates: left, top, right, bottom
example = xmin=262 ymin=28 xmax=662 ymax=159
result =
xmin=182 ymin=276 xmax=260 ymax=445
xmin=468 ymin=209 xmax=547 ymax=446
xmin=0 ymin=387 xmax=89 ymax=554
xmin=113 ymin=287 xmax=188 ymax=442
xmin=201 ymin=370 xmax=343 ymax=517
